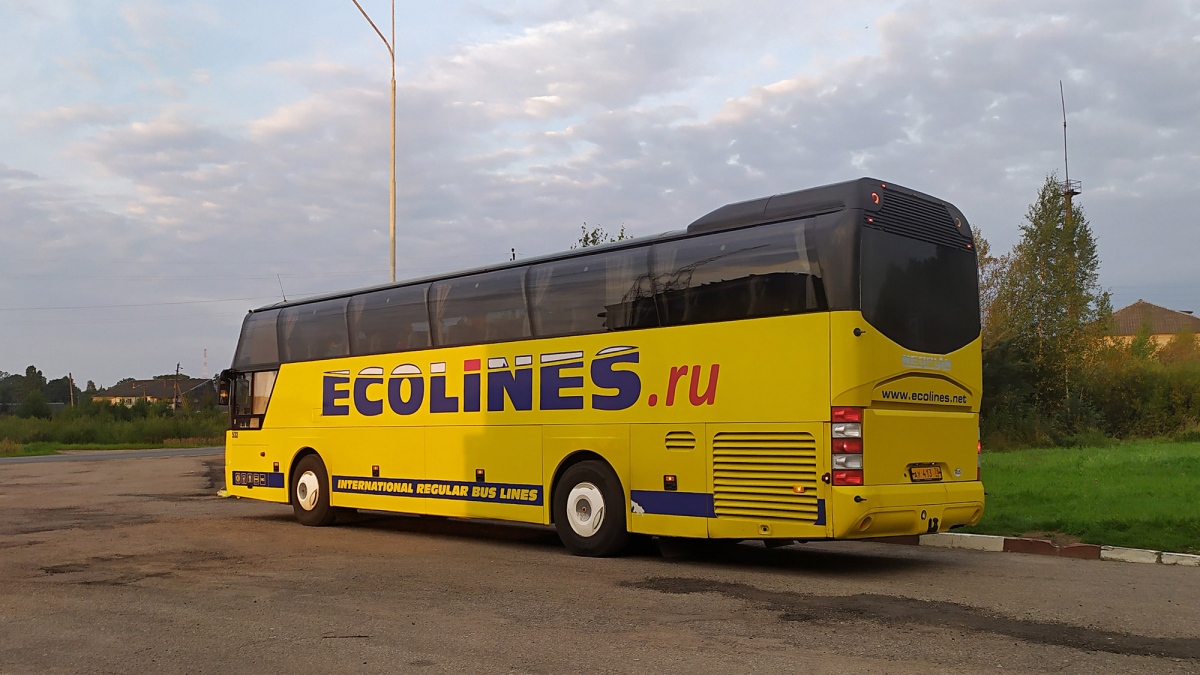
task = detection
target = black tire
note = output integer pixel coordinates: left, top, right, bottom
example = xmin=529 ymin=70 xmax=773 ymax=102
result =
xmin=291 ymin=454 xmax=335 ymax=527
xmin=553 ymin=460 xmax=628 ymax=557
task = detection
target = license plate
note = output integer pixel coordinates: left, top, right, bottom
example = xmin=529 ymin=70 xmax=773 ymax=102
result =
xmin=910 ymin=466 xmax=943 ymax=482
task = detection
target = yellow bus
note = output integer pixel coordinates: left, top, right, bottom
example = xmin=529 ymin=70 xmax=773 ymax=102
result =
xmin=221 ymin=178 xmax=984 ymax=556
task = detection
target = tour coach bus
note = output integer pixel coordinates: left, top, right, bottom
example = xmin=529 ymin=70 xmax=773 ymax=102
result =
xmin=220 ymin=178 xmax=984 ymax=556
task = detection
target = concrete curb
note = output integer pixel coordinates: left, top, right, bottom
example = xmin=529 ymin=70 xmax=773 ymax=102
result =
xmin=876 ymin=532 xmax=1199 ymax=566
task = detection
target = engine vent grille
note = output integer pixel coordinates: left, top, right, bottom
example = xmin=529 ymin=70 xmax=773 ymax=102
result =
xmin=868 ymin=190 xmax=970 ymax=250
xmin=712 ymin=431 xmax=820 ymax=521
xmin=665 ymin=430 xmax=697 ymax=451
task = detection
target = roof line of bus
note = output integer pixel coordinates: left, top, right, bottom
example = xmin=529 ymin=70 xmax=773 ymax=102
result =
xmin=248 ymin=176 xmax=891 ymax=314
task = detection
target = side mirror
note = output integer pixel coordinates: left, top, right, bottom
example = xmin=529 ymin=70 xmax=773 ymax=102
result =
xmin=218 ymin=379 xmax=230 ymax=406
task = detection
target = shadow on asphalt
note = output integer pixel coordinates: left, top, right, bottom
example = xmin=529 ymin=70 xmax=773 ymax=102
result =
xmin=235 ymin=505 xmax=938 ymax=578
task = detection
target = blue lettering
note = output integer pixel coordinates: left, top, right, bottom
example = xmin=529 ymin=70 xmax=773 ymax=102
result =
xmin=540 ymin=362 xmax=584 ymax=410
xmin=487 ymin=369 xmax=533 ymax=411
xmin=463 ymin=373 xmax=481 ymax=412
xmin=591 ymin=352 xmax=641 ymax=411
xmin=429 ymin=375 xmax=459 ymax=413
xmin=322 ymin=376 xmax=350 ymax=416
xmin=387 ymin=376 xmax=424 ymax=415
xmin=353 ymin=377 xmax=384 ymax=416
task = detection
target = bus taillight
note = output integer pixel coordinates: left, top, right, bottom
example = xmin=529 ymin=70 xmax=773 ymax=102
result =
xmin=977 ymin=440 xmax=982 ymax=481
xmin=832 ymin=407 xmax=864 ymax=486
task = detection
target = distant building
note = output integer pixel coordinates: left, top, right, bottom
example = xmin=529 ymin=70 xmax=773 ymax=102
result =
xmin=93 ymin=378 xmax=215 ymax=407
xmin=1111 ymin=300 xmax=1200 ymax=346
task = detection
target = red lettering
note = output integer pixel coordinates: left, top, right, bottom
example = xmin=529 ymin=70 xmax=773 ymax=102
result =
xmin=666 ymin=365 xmax=689 ymax=406
xmin=688 ymin=364 xmax=719 ymax=406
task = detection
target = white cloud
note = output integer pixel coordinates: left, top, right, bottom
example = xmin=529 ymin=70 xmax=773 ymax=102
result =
xmin=3 ymin=0 xmax=1200 ymax=383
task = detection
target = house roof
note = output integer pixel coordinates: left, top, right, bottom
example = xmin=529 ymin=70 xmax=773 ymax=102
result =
xmin=1112 ymin=300 xmax=1200 ymax=336
xmin=96 ymin=378 xmax=212 ymax=399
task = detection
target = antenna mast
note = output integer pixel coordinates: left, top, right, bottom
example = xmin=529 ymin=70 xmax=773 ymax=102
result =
xmin=1060 ymin=81 xmax=1081 ymax=224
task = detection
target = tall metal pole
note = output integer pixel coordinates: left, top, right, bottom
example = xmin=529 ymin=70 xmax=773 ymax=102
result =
xmin=1059 ymin=81 xmax=1080 ymax=226
xmin=351 ymin=0 xmax=397 ymax=283
xmin=390 ymin=0 xmax=396 ymax=283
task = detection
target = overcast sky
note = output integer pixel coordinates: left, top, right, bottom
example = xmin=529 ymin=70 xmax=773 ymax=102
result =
xmin=2 ymin=0 xmax=1198 ymax=387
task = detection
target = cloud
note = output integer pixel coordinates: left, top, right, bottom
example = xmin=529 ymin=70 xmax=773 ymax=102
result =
xmin=4 ymin=0 xmax=1200 ymax=384
xmin=27 ymin=104 xmax=139 ymax=130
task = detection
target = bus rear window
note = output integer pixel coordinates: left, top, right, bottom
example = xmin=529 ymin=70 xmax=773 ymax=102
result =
xmin=860 ymin=228 xmax=980 ymax=354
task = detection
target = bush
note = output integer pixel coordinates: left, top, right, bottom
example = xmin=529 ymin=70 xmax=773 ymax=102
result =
xmin=982 ymin=335 xmax=1200 ymax=449
xmin=1084 ymin=359 xmax=1200 ymax=439
xmin=0 ymin=406 xmax=226 ymax=446
xmin=17 ymin=389 xmax=52 ymax=420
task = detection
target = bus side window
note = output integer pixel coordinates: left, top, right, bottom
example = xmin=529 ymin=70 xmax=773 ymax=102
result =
xmin=430 ymin=268 xmax=530 ymax=347
xmin=278 ymin=298 xmax=350 ymax=362
xmin=348 ymin=284 xmax=431 ymax=356
xmin=650 ymin=218 xmax=823 ymax=326
xmin=528 ymin=247 xmax=654 ymax=337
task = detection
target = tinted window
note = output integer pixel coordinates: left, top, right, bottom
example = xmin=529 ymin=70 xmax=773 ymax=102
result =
xmin=650 ymin=218 xmax=826 ymax=326
xmin=430 ymin=268 xmax=530 ymax=346
xmin=860 ymin=228 xmax=980 ymax=354
xmin=348 ymin=284 xmax=431 ymax=356
xmin=232 ymin=309 xmax=280 ymax=369
xmin=528 ymin=247 xmax=656 ymax=336
xmin=278 ymin=298 xmax=350 ymax=362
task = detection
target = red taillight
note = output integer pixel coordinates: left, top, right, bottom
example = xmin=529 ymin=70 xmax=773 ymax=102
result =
xmin=832 ymin=438 xmax=863 ymax=453
xmin=977 ymin=440 xmax=982 ymax=481
xmin=832 ymin=407 xmax=862 ymax=423
xmin=832 ymin=408 xmax=865 ymax=486
xmin=832 ymin=470 xmax=863 ymax=486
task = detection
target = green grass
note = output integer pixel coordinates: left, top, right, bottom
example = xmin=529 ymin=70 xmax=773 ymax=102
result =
xmin=0 ymin=439 xmax=222 ymax=457
xmin=963 ymin=440 xmax=1200 ymax=554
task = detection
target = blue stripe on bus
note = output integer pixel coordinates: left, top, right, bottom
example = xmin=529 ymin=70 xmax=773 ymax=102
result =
xmin=331 ymin=475 xmax=543 ymax=506
xmin=630 ymin=490 xmax=715 ymax=518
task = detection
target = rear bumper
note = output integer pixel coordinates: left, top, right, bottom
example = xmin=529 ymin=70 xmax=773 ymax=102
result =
xmin=829 ymin=480 xmax=984 ymax=539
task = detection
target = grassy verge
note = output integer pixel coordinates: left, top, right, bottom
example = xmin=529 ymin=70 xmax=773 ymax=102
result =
xmin=1 ymin=438 xmax=223 ymax=458
xmin=963 ymin=440 xmax=1200 ymax=554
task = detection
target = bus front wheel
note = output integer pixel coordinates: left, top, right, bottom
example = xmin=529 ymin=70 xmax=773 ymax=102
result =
xmin=553 ymin=460 xmax=628 ymax=557
xmin=291 ymin=454 xmax=335 ymax=527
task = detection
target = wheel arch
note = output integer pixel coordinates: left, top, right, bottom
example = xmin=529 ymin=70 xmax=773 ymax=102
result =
xmin=287 ymin=447 xmax=320 ymax=503
xmin=549 ymin=450 xmax=620 ymax=524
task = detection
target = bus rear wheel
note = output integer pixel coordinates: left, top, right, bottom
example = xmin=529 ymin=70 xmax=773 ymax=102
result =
xmin=553 ymin=460 xmax=628 ymax=557
xmin=291 ymin=454 xmax=335 ymax=527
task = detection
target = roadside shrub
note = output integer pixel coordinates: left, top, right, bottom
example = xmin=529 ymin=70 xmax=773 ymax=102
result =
xmin=983 ymin=334 xmax=1200 ymax=449
xmin=1084 ymin=359 xmax=1200 ymax=438
xmin=0 ymin=407 xmax=225 ymax=446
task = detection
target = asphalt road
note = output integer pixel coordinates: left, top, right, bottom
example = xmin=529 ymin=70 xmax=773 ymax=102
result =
xmin=0 ymin=446 xmax=222 ymax=465
xmin=1 ymin=454 xmax=1197 ymax=674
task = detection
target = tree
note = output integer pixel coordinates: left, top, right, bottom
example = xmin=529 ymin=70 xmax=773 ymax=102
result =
xmin=18 ymin=388 xmax=52 ymax=420
xmin=973 ymin=226 xmax=1011 ymax=348
xmin=1159 ymin=327 xmax=1200 ymax=364
xmin=1127 ymin=322 xmax=1158 ymax=361
xmin=991 ymin=173 xmax=1112 ymax=419
xmin=23 ymin=366 xmax=47 ymax=394
xmin=571 ymin=223 xmax=628 ymax=249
